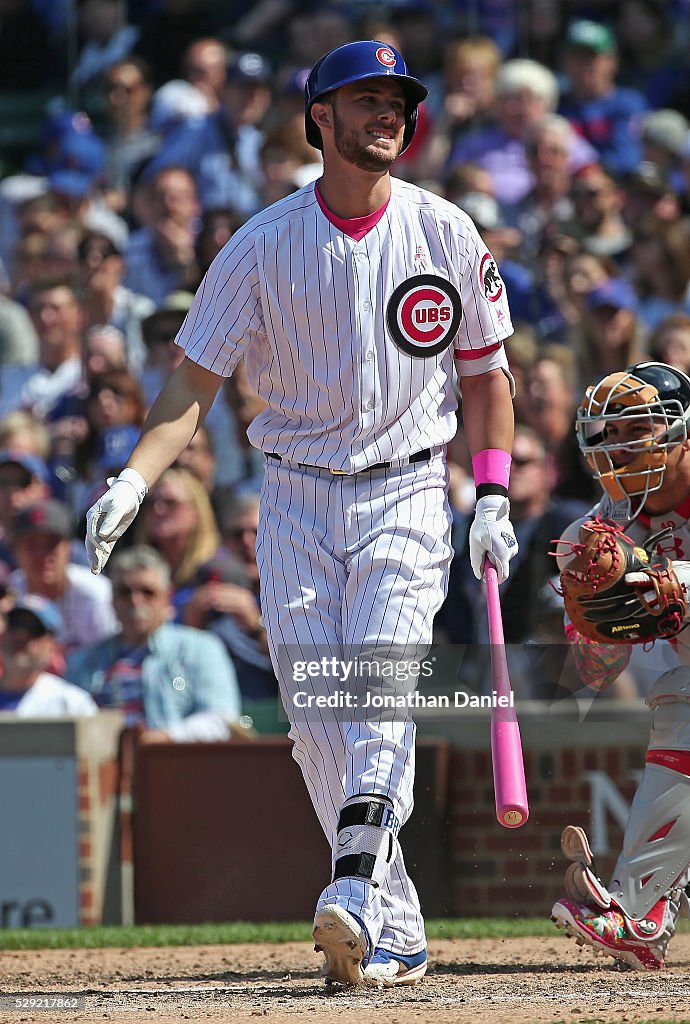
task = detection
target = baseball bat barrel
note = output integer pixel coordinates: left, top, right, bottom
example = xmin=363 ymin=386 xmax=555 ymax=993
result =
xmin=484 ymin=562 xmax=529 ymax=829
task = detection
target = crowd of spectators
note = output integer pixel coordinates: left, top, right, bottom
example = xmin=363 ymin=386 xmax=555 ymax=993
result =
xmin=1 ymin=0 xmax=689 ymax=720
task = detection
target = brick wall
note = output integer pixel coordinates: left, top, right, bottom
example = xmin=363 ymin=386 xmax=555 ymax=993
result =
xmin=448 ymin=744 xmax=644 ymax=915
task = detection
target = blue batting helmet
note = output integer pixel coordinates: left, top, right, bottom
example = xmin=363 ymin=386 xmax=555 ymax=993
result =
xmin=304 ymin=40 xmax=428 ymax=154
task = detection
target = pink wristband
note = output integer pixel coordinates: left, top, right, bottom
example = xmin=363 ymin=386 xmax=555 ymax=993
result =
xmin=471 ymin=448 xmax=512 ymax=487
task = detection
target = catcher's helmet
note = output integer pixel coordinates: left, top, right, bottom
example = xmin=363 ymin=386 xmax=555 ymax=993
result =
xmin=304 ymin=40 xmax=428 ymax=154
xmin=576 ymin=361 xmax=690 ymax=518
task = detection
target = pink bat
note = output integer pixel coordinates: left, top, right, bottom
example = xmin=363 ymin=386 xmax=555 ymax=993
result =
xmin=484 ymin=562 xmax=529 ymax=829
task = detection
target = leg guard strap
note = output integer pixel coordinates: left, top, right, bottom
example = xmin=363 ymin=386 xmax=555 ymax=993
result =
xmin=333 ymin=795 xmax=399 ymax=888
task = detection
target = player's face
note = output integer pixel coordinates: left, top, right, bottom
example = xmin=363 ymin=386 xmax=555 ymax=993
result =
xmin=603 ymin=416 xmax=666 ymax=468
xmin=330 ymin=79 xmax=406 ymax=171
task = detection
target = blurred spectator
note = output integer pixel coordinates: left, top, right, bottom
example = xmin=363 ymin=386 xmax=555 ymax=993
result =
xmin=649 ymin=312 xmax=690 ymax=375
xmin=19 ymin=278 xmax=84 ymax=419
xmin=10 ymin=499 xmax=118 ymax=655
xmin=419 ymin=36 xmax=502 ymax=180
xmin=0 ymin=450 xmax=50 ymax=570
xmin=566 ymin=165 xmax=632 ymax=261
xmin=616 ymin=0 xmax=690 ymax=110
xmin=217 ymin=493 xmax=260 ymax=591
xmin=72 ymin=369 xmax=145 ymax=490
xmin=622 ymin=161 xmax=684 ymax=230
xmin=191 ymin=207 xmax=245 ymax=287
xmin=142 ymin=51 xmax=271 ymax=215
xmin=258 ymin=124 xmax=321 ymax=206
xmin=503 ymin=115 xmax=577 ymax=263
xmin=180 ymin=37 xmax=227 ymax=113
xmin=0 ymin=0 xmax=61 ymax=88
xmin=639 ymin=109 xmax=689 ymax=191
xmin=558 ymin=18 xmax=648 ymax=178
xmin=140 ymin=289 xmax=193 ymax=402
xmin=629 ymin=216 xmax=690 ymax=329
xmin=580 ymin=277 xmax=647 ymax=386
xmin=46 ymin=325 xmax=129 ymax=502
xmin=550 ymin=247 xmax=616 ymax=331
xmin=78 ymin=230 xmax=154 ymax=371
xmin=448 ymin=58 xmax=595 ymax=205
xmin=0 ymin=292 xmax=39 ymax=365
xmin=0 ymin=596 xmax=97 ymax=716
xmin=45 ymin=124 xmax=129 ymax=251
xmin=100 ymin=57 xmax=157 ymax=205
xmin=133 ymin=467 xmax=220 ymax=615
xmin=66 ymin=544 xmax=241 ymax=741
xmin=70 ymin=0 xmax=140 ymax=91
xmin=123 ymin=166 xmax=200 ymax=304
xmin=184 ymin=552 xmax=277 ymax=701
xmin=0 ymin=411 xmax=50 ymax=461
xmin=523 ymin=349 xmax=578 ymax=456
xmin=148 ymin=78 xmax=208 ymax=137
xmin=174 ymin=424 xmax=216 ymax=493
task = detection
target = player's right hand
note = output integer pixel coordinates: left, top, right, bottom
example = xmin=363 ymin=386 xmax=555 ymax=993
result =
xmin=85 ymin=468 xmax=148 ymax=574
xmin=469 ymin=494 xmax=518 ymax=584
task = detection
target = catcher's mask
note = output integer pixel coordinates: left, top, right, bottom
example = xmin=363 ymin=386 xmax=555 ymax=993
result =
xmin=576 ymin=361 xmax=690 ymax=519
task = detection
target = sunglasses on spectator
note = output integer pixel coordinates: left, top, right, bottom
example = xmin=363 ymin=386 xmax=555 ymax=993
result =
xmin=114 ymin=583 xmax=161 ymax=599
xmin=0 ymin=471 xmax=33 ymax=489
xmin=572 ymin=186 xmax=605 ymax=199
xmin=150 ymin=496 xmax=188 ymax=512
xmin=90 ymin=383 xmax=130 ymax=399
xmin=227 ymin=526 xmax=258 ymax=539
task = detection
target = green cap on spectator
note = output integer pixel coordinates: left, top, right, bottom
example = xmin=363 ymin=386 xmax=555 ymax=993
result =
xmin=565 ymin=19 xmax=615 ymax=54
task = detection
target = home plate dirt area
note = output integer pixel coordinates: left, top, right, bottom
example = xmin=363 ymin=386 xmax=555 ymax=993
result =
xmin=3 ymin=936 xmax=690 ymax=1023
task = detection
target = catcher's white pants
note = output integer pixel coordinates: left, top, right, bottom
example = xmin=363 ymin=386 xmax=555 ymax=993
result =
xmin=257 ymin=453 xmax=452 ymax=954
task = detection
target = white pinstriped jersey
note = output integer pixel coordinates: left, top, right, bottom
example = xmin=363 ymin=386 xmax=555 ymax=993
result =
xmin=178 ymin=176 xmax=513 ymax=472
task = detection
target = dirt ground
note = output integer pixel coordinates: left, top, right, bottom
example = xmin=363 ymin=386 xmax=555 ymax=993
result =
xmin=2 ymin=936 xmax=690 ymax=1024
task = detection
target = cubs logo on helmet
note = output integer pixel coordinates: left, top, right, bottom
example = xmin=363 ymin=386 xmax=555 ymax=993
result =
xmin=386 ymin=274 xmax=462 ymax=358
xmin=376 ymin=47 xmax=397 ymax=68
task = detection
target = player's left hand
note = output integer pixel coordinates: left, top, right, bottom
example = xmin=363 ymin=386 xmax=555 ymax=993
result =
xmin=469 ymin=494 xmax=518 ymax=583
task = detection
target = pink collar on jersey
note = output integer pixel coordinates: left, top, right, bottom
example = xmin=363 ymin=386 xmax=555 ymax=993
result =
xmin=315 ymin=183 xmax=390 ymax=241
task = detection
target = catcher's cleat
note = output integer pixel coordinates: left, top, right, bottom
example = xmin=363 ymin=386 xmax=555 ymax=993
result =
xmin=551 ymin=893 xmax=682 ymax=970
xmin=561 ymin=825 xmax=611 ymax=909
xmin=362 ymin=947 xmax=427 ymax=988
xmin=312 ymin=905 xmax=369 ymax=986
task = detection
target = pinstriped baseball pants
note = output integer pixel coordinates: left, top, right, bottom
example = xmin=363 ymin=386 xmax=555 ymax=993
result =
xmin=257 ymin=453 xmax=453 ymax=954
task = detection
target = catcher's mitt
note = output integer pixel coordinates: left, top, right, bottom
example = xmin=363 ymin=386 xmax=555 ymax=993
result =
xmin=555 ymin=517 xmax=686 ymax=644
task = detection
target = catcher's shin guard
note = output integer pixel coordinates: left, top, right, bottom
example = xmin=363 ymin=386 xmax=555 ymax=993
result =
xmin=607 ymin=666 xmax=690 ymax=925
xmin=332 ymin=794 xmax=400 ymax=887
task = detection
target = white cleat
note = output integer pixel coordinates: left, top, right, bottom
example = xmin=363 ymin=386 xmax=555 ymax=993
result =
xmin=312 ymin=905 xmax=368 ymax=986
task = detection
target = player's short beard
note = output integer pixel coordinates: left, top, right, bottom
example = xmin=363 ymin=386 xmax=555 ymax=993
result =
xmin=332 ymin=105 xmax=403 ymax=171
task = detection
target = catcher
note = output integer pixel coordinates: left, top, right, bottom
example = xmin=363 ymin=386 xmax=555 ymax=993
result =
xmin=551 ymin=360 xmax=690 ymax=970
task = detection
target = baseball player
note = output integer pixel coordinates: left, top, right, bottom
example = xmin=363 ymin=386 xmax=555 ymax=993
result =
xmin=552 ymin=360 xmax=690 ymax=969
xmin=85 ymin=41 xmax=518 ymax=986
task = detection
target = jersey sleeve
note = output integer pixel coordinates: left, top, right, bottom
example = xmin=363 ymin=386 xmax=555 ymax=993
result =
xmin=452 ymin=212 xmax=513 ymax=367
xmin=175 ymin=230 xmax=264 ymax=377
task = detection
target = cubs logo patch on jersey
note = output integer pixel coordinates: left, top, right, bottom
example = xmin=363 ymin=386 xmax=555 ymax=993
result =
xmin=479 ymin=252 xmax=504 ymax=303
xmin=386 ymin=274 xmax=463 ymax=358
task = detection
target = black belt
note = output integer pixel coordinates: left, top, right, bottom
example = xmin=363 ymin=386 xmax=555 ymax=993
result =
xmin=266 ymin=448 xmax=432 ymax=475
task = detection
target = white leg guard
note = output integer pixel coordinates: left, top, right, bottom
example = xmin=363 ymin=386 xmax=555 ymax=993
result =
xmin=608 ymin=666 xmax=690 ymax=924
xmin=333 ymin=794 xmax=400 ymax=887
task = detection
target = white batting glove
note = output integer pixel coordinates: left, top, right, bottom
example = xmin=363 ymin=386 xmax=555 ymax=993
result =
xmin=469 ymin=494 xmax=518 ymax=584
xmin=85 ymin=468 xmax=148 ymax=575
